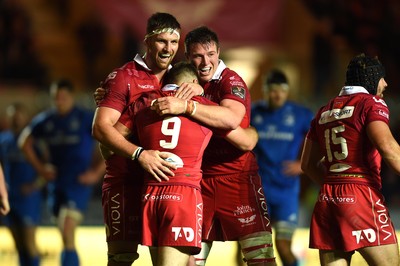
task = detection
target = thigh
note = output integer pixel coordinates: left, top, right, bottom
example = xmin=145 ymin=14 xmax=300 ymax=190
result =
xmin=214 ymin=173 xmax=272 ymax=241
xmin=310 ymin=183 xmax=398 ymax=251
xmin=102 ymin=181 xmax=142 ymax=243
xmin=142 ymin=185 xmax=202 ymax=254
xmin=358 ymin=243 xmax=399 ymax=266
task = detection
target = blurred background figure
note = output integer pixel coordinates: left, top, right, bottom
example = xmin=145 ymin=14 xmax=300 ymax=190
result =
xmin=0 ymin=164 xmax=10 ymax=216
xmin=0 ymin=102 xmax=43 ymax=266
xmin=251 ymin=69 xmax=314 ymax=266
xmin=18 ymin=79 xmax=105 ymax=266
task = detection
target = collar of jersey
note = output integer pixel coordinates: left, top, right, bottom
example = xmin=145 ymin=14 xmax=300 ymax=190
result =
xmin=339 ymin=86 xmax=369 ymax=96
xmin=210 ymin=59 xmax=226 ymax=81
xmin=134 ymin=54 xmax=172 ymax=71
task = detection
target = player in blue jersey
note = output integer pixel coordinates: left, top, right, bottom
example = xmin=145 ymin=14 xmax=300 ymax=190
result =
xmin=18 ymin=79 xmax=105 ymax=266
xmin=0 ymin=102 xmax=43 ymax=266
xmin=251 ymin=69 xmax=314 ymax=266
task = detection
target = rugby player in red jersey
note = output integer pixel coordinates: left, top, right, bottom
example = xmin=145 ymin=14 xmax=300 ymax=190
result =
xmin=92 ymin=13 xmax=202 ymax=266
xmin=301 ymin=53 xmax=399 ymax=266
xmin=153 ymin=26 xmax=276 ymax=266
xmin=114 ymin=61 xmax=258 ymax=266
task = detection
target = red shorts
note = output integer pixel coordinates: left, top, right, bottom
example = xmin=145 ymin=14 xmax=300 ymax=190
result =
xmin=102 ymin=178 xmax=143 ymax=243
xmin=201 ymin=173 xmax=272 ymax=241
xmin=310 ymin=183 xmax=398 ymax=251
xmin=141 ymin=185 xmax=203 ymax=254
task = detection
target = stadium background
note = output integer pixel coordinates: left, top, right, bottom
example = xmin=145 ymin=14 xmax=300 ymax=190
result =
xmin=1 ymin=0 xmax=400 ymax=265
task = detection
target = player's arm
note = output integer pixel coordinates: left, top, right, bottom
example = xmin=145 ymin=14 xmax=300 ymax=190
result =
xmin=0 ymin=163 xmax=10 ymax=216
xmin=225 ymin=126 xmax=258 ymax=151
xmin=300 ymin=138 xmax=325 ymax=185
xmin=153 ymin=97 xmax=245 ymax=130
xmin=174 ymin=82 xmax=204 ymax=99
xmin=92 ymin=107 xmax=176 ymax=181
xmin=367 ymin=120 xmax=400 ymax=174
xmin=18 ymin=128 xmax=56 ymax=181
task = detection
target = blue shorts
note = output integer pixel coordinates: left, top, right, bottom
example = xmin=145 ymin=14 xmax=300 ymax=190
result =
xmin=48 ymin=182 xmax=93 ymax=216
xmin=4 ymin=191 xmax=42 ymax=226
xmin=264 ymin=185 xmax=299 ymax=225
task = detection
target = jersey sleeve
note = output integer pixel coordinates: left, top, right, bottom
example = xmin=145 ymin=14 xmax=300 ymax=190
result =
xmin=364 ymin=96 xmax=390 ymax=125
xmin=219 ymin=72 xmax=249 ymax=106
xmin=98 ymin=69 xmax=129 ymax=113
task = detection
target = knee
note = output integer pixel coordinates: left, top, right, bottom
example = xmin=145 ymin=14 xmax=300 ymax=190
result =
xmin=239 ymin=232 xmax=276 ymax=265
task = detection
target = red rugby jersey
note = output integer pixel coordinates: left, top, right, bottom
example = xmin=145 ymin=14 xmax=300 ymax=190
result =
xmin=307 ymin=87 xmax=390 ymax=189
xmin=201 ymin=63 xmax=259 ymax=176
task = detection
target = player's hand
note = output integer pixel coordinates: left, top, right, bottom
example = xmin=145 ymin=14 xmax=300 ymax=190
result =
xmin=151 ymin=97 xmax=186 ymax=116
xmin=283 ymin=160 xmax=303 ymax=176
xmin=138 ymin=150 xmax=177 ymax=182
xmin=39 ymin=164 xmax=56 ymax=181
xmin=20 ymin=178 xmax=46 ymax=195
xmin=78 ymin=169 xmax=101 ymax=185
xmin=93 ymin=87 xmax=106 ymax=105
xmin=0 ymin=196 xmax=10 ymax=216
xmin=174 ymin=82 xmax=204 ymax=100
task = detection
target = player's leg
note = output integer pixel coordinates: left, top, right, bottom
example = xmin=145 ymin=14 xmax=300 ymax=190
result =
xmin=274 ymin=220 xmax=297 ymax=266
xmin=319 ymin=250 xmax=352 ymax=266
xmin=58 ymin=207 xmax=83 ymax=266
xmin=8 ymin=213 xmax=41 ymax=266
xmin=102 ymin=181 xmax=143 ymax=266
xmin=192 ymin=242 xmax=212 ymax=266
xmin=358 ymin=244 xmax=399 ymax=266
xmin=157 ymin=246 xmax=191 ymax=266
xmin=270 ymin=186 xmax=299 ymax=266
xmin=107 ymin=241 xmax=140 ymax=266
xmin=239 ymin=231 xmax=276 ymax=266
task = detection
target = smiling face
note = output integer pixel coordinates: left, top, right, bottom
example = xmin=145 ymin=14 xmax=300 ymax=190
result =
xmin=144 ymin=31 xmax=180 ymax=74
xmin=185 ymin=41 xmax=220 ymax=85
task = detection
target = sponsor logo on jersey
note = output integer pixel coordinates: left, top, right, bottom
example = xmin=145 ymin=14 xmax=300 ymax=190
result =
xmin=238 ymin=215 xmax=256 ymax=225
xmin=138 ymin=84 xmax=155 ymax=90
xmin=319 ymin=194 xmax=356 ymax=204
xmin=106 ymin=71 xmax=117 ymax=80
xmin=319 ymin=106 xmax=354 ymax=124
xmin=378 ymin=109 xmax=389 ymax=119
xmin=352 ymin=228 xmax=376 ymax=244
xmin=109 ymin=193 xmax=121 ymax=236
xmin=231 ymin=86 xmax=245 ymax=99
xmin=143 ymin=193 xmax=182 ymax=201
xmin=230 ymin=80 xmax=245 ymax=87
xmin=233 ymin=205 xmax=254 ymax=216
xmin=372 ymin=96 xmax=387 ymax=107
xmin=258 ymin=125 xmax=294 ymax=141
xmin=172 ymin=227 xmax=195 ymax=242
xmin=257 ymin=187 xmax=271 ymax=226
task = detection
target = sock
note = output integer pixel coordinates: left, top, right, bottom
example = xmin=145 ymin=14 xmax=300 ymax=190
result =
xmin=61 ymin=249 xmax=79 ymax=266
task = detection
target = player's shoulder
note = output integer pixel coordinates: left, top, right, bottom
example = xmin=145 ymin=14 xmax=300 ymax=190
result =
xmin=220 ymin=68 xmax=246 ymax=85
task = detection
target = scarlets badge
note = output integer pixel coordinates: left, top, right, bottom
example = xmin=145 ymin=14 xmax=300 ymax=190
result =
xmin=231 ymin=86 xmax=245 ymax=99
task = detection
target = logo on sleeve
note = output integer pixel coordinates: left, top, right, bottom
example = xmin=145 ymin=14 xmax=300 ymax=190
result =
xmin=231 ymin=86 xmax=245 ymax=99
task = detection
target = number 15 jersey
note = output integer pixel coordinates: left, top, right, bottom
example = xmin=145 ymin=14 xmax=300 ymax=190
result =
xmin=307 ymin=86 xmax=389 ymax=189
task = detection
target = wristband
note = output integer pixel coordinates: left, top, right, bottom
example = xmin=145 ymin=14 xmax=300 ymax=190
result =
xmin=131 ymin=147 xmax=144 ymax=160
xmin=190 ymin=101 xmax=197 ymax=116
xmin=185 ymin=100 xmax=194 ymax=115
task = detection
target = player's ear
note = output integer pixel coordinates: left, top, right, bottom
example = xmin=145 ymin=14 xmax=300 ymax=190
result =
xmin=192 ymin=78 xmax=198 ymax=84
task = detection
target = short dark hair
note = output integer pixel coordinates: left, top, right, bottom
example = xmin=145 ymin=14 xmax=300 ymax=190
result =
xmin=345 ymin=53 xmax=385 ymax=95
xmin=50 ymin=79 xmax=74 ymax=93
xmin=266 ymin=69 xmax=288 ymax=86
xmin=164 ymin=61 xmax=198 ymax=85
xmin=146 ymin=12 xmax=181 ymax=35
xmin=184 ymin=26 xmax=219 ymax=54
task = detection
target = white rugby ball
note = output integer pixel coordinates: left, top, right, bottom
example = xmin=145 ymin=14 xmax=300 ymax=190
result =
xmin=163 ymin=152 xmax=184 ymax=168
